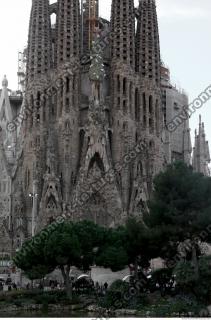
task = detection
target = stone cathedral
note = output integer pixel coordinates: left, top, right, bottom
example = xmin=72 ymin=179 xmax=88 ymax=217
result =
xmin=0 ymin=0 xmax=209 ymax=262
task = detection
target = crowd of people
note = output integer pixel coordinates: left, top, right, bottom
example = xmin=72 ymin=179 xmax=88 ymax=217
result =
xmin=0 ymin=281 xmax=18 ymax=292
xmin=95 ymin=281 xmax=108 ymax=295
xmin=0 ymin=274 xmax=110 ymax=295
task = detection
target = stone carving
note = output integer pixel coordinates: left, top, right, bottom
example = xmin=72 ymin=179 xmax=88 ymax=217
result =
xmin=0 ymin=0 xmax=201 ymax=256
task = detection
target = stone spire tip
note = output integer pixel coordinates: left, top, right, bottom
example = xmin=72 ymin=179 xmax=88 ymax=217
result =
xmin=2 ymin=75 xmax=8 ymax=88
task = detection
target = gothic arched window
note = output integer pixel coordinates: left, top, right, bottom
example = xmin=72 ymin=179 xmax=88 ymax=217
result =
xmin=137 ymin=161 xmax=143 ymax=176
xmin=155 ymin=99 xmax=159 ymax=136
xmin=143 ymin=92 xmax=146 ymax=114
xmin=149 ymin=95 xmax=153 ymax=114
xmin=123 ymin=78 xmax=127 ymax=95
xmin=135 ymin=88 xmax=140 ymax=121
xmin=117 ymin=75 xmax=120 ymax=93
xmin=129 ymin=83 xmax=133 ymax=114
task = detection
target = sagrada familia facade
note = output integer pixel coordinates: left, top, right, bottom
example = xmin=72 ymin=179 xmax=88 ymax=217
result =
xmin=0 ymin=0 xmax=210 ymax=263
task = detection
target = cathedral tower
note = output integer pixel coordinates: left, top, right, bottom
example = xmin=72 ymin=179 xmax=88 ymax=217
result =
xmin=135 ymin=0 xmax=164 ymax=190
xmin=26 ymin=0 xmax=52 ymax=84
xmin=22 ymin=0 xmax=53 ymax=234
xmin=117 ymin=0 xmax=165 ymax=216
xmin=110 ymin=0 xmax=135 ymax=67
xmin=55 ymin=0 xmax=81 ymax=214
xmin=193 ymin=115 xmax=210 ymax=176
xmin=110 ymin=0 xmax=138 ymax=214
xmin=57 ymin=0 xmax=81 ymax=65
xmin=136 ymin=0 xmax=161 ymax=84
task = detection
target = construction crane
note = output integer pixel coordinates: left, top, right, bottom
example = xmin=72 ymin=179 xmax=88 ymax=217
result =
xmin=81 ymin=0 xmax=99 ymax=53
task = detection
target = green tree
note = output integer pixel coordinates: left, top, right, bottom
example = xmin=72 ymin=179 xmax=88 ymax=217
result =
xmin=96 ymin=245 xmax=128 ymax=272
xmin=14 ymin=229 xmax=54 ymax=289
xmin=72 ymin=220 xmax=107 ymax=271
xmin=44 ymin=221 xmax=81 ymax=299
xmin=124 ymin=218 xmax=151 ymax=278
xmin=145 ymin=162 xmax=211 ymax=277
xmin=14 ymin=232 xmax=53 ymax=274
xmin=96 ymin=226 xmax=129 ymax=272
xmin=14 ymin=220 xmax=110 ymax=299
xmin=174 ymin=256 xmax=211 ymax=302
xmin=44 ymin=220 xmax=109 ymax=298
xmin=25 ymin=265 xmax=53 ymax=282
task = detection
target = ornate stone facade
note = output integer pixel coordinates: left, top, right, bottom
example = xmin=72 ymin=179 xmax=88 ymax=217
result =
xmin=0 ymin=0 xmax=209 ymax=261
xmin=16 ymin=0 xmax=166 ymax=237
xmin=0 ymin=76 xmax=24 ymax=267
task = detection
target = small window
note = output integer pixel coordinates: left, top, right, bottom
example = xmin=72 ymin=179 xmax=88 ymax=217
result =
xmin=174 ymin=102 xmax=179 ymax=111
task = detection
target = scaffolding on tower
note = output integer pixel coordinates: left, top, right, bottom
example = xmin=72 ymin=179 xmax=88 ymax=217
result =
xmin=81 ymin=0 xmax=99 ymax=53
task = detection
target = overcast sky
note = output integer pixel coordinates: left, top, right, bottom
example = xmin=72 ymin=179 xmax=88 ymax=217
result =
xmin=0 ymin=0 xmax=210 ymax=145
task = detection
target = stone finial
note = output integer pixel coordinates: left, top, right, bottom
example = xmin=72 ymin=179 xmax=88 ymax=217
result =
xmin=2 ymin=75 xmax=8 ymax=88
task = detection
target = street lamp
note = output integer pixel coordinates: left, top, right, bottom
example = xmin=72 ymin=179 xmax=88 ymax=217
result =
xmin=28 ymin=193 xmax=38 ymax=198
xmin=28 ymin=182 xmax=38 ymax=237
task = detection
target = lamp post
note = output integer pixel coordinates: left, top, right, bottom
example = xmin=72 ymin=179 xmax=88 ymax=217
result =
xmin=29 ymin=180 xmax=38 ymax=237
xmin=15 ymin=248 xmax=23 ymax=288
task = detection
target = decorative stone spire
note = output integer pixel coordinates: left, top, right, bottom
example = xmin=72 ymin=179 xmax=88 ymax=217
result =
xmin=89 ymin=38 xmax=106 ymax=104
xmin=26 ymin=0 xmax=52 ymax=84
xmin=2 ymin=75 xmax=8 ymax=88
xmin=182 ymin=122 xmax=192 ymax=165
xmin=0 ymin=75 xmax=13 ymax=124
xmin=110 ymin=0 xmax=135 ymax=68
xmin=89 ymin=39 xmax=105 ymax=82
xmin=136 ymin=0 xmax=161 ymax=84
xmin=192 ymin=115 xmax=210 ymax=176
xmin=57 ymin=0 xmax=81 ymax=65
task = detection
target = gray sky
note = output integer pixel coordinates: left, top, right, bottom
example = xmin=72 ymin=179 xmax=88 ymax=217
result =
xmin=0 ymin=0 xmax=210 ymax=145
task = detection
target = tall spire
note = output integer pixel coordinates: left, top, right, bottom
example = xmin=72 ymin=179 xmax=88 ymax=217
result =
xmin=26 ymin=0 xmax=52 ymax=84
xmin=57 ymin=0 xmax=81 ymax=66
xmin=136 ymin=0 xmax=161 ymax=84
xmin=110 ymin=0 xmax=135 ymax=68
xmin=192 ymin=115 xmax=210 ymax=176
xmin=0 ymin=75 xmax=13 ymax=124
xmin=2 ymin=75 xmax=8 ymax=88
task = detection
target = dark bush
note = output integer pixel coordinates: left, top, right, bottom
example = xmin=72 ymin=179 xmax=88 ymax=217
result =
xmin=174 ymin=256 xmax=211 ymax=303
xmin=99 ymin=280 xmax=147 ymax=309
